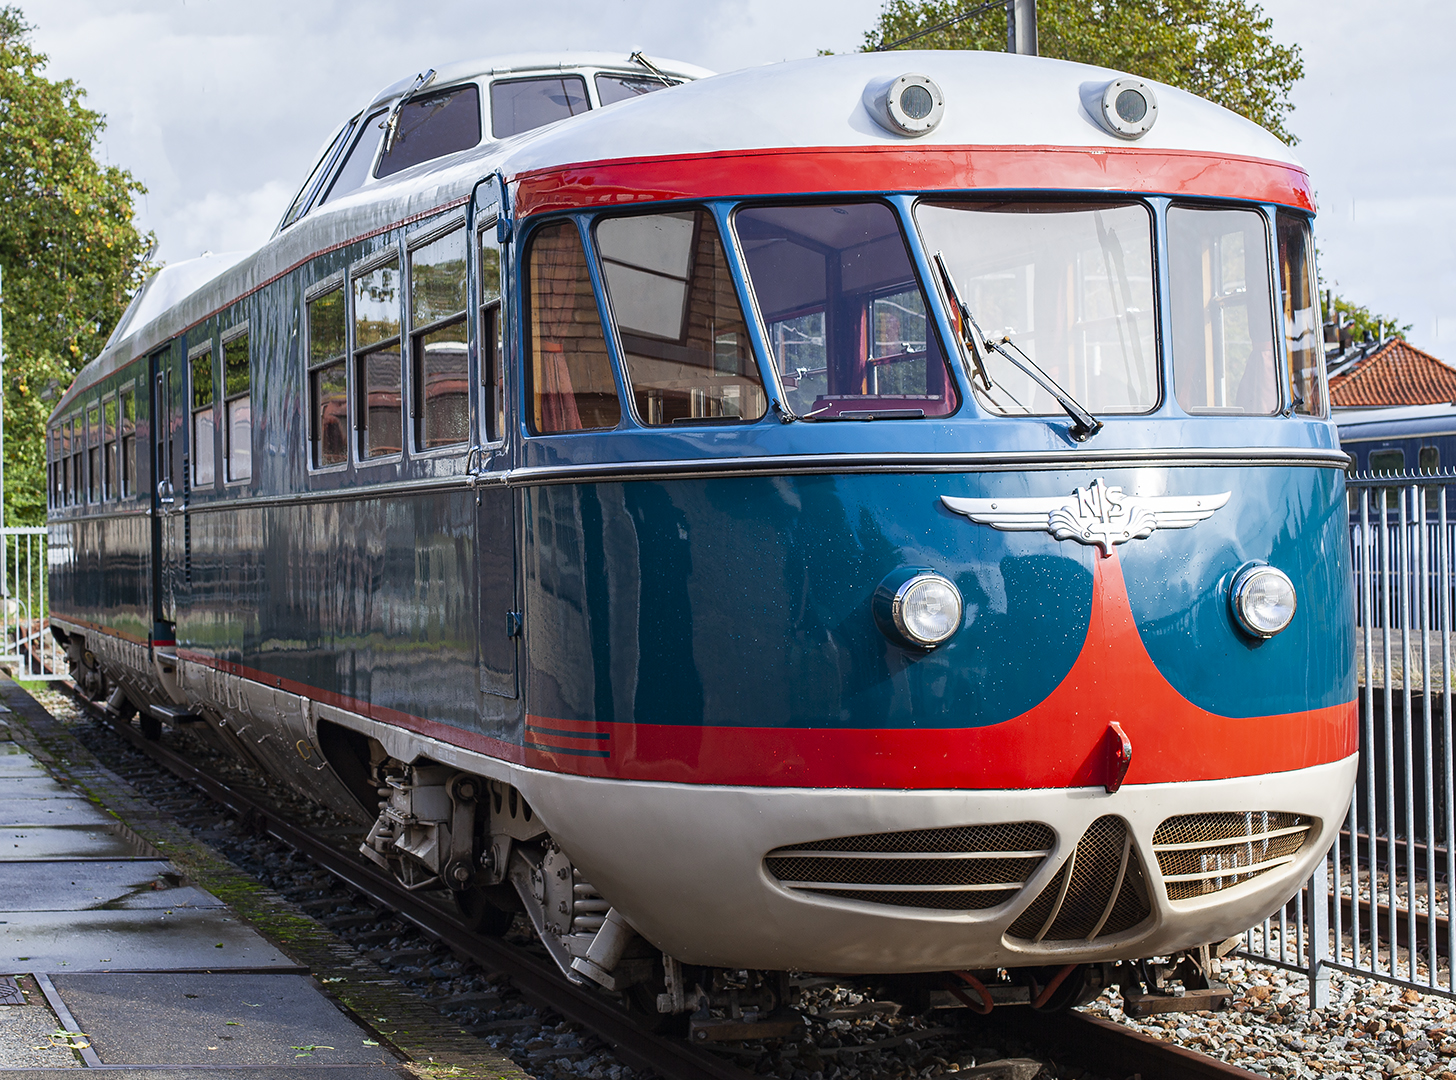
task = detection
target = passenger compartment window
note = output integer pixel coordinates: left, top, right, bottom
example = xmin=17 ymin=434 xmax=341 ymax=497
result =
xmin=1369 ymin=449 xmax=1404 ymax=475
xmin=480 ymin=229 xmax=505 ymax=443
xmin=526 ymin=220 xmax=621 ymax=433
xmin=595 ymin=208 xmax=765 ymax=426
xmin=1277 ymin=210 xmax=1326 ymax=417
xmin=321 ymin=109 xmax=386 ymax=205
xmin=119 ymin=386 xmax=136 ymax=498
xmin=595 ymin=73 xmax=676 ymax=105
xmin=409 ymin=226 xmax=469 ymax=449
xmin=376 ymin=86 xmax=481 ymax=179
xmin=491 ymin=76 xmax=589 ymax=139
xmin=86 ymin=403 xmax=100 ymax=502
xmin=916 ymin=201 xmax=1155 ymax=416
xmin=739 ymin=201 xmax=958 ymax=419
xmin=223 ymin=328 xmax=251 ymax=481
xmin=1167 ymin=206 xmax=1277 ymax=415
xmin=307 ymin=287 xmax=348 ymax=468
xmin=67 ymin=417 xmax=79 ymax=505
xmin=190 ymin=345 xmax=215 ymax=487
xmin=102 ymin=396 xmax=117 ymax=500
xmin=354 ymin=258 xmax=403 ymax=459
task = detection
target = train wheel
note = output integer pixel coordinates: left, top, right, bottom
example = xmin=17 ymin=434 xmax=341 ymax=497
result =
xmin=452 ymin=885 xmax=517 ymax=936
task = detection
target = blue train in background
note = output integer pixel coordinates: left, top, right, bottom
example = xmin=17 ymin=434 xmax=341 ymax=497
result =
xmin=45 ymin=49 xmax=1357 ymax=1018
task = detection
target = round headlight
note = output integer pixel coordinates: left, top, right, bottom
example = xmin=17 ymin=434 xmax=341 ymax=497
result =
xmin=1230 ymin=564 xmax=1297 ymax=639
xmin=874 ymin=569 xmax=963 ymax=648
xmin=1097 ymin=77 xmax=1158 ymax=139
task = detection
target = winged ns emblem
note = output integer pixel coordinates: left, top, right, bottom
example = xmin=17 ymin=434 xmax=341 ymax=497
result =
xmin=941 ymin=479 xmax=1231 ymax=556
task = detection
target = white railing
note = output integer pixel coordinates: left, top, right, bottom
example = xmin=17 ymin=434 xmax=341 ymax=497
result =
xmin=0 ymin=527 xmax=67 ymax=682
xmin=1242 ymin=473 xmax=1456 ymax=1007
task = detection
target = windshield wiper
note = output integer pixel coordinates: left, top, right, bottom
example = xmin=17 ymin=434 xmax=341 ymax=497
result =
xmin=932 ymin=251 xmax=1103 ymax=442
xmin=628 ymin=51 xmax=673 ymax=87
xmin=383 ymin=68 xmax=436 ymax=155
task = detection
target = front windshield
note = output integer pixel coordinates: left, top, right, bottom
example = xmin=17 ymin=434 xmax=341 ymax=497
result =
xmin=735 ymin=201 xmax=958 ymax=419
xmin=916 ymin=201 xmax=1157 ymax=415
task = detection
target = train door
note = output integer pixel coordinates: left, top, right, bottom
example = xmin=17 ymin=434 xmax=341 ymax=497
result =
xmin=149 ymin=346 xmax=181 ymax=632
xmin=474 ymin=195 xmax=519 ymax=714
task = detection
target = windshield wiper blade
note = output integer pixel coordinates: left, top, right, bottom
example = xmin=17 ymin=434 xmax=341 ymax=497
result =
xmin=628 ymin=51 xmax=673 ymax=87
xmin=933 ymin=251 xmax=1103 ymax=442
xmin=383 ymin=68 xmax=436 ymax=155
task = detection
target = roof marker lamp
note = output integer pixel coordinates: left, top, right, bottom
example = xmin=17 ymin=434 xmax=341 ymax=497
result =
xmin=874 ymin=568 xmax=964 ymax=649
xmin=1097 ymin=77 xmax=1158 ymax=139
xmin=1230 ymin=564 xmax=1297 ymax=639
xmin=864 ymin=74 xmax=945 ymax=138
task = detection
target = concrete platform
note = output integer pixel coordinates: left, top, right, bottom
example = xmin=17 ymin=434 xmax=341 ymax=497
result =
xmin=0 ymin=741 xmax=409 ymax=1076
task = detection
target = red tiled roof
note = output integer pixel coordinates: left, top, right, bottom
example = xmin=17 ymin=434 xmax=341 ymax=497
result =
xmin=1329 ymin=339 xmax=1456 ymax=407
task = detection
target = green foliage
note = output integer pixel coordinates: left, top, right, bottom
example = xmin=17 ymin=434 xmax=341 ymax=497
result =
xmin=0 ymin=5 xmax=152 ymax=524
xmin=862 ymin=0 xmax=1304 ymax=143
xmin=1324 ymin=293 xmax=1411 ymax=343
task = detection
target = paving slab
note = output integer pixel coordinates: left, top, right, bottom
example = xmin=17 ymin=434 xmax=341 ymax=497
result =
xmin=0 ymin=908 xmax=296 ymax=973
xmin=0 ymin=824 xmax=157 ymax=861
xmin=0 ymin=861 xmax=222 ymax=912
xmin=0 ymin=778 xmax=82 ymax=797
xmin=51 ymin=972 xmax=405 ymax=1068
xmin=0 ymin=792 xmax=116 ymax=828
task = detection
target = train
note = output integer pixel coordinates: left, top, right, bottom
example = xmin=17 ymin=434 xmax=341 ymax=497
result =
xmin=46 ymin=47 xmax=1357 ymax=1021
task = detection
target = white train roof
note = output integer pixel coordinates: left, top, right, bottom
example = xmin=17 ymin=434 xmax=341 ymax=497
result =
xmin=61 ymin=50 xmax=1308 ymax=412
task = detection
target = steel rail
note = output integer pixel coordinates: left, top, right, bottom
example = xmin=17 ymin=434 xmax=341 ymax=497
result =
xmin=75 ymin=688 xmax=1270 ymax=1080
xmin=75 ymin=695 xmax=754 ymax=1080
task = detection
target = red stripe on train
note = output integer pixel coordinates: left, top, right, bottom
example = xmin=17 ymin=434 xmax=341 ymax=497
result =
xmin=511 ymin=145 xmax=1316 ymax=220
xmin=522 ymin=552 xmax=1355 ymax=788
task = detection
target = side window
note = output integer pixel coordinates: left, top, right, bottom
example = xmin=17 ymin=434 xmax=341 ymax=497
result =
xmin=191 ymin=344 xmax=216 ymax=487
xmin=490 ymin=76 xmax=589 ymax=139
xmin=1276 ymin=210 xmax=1326 ymax=417
xmin=479 ymin=228 xmax=504 ymax=442
xmin=86 ymin=404 xmax=101 ymax=503
xmin=67 ymin=417 xmax=79 ymax=506
xmin=408 ymin=227 xmax=469 ymax=449
xmin=321 ymin=109 xmax=386 ymax=205
xmin=281 ymin=120 xmax=354 ymax=230
xmin=307 ymin=287 xmax=348 ymax=467
xmin=223 ymin=328 xmax=252 ymax=482
xmin=376 ymin=85 xmax=481 ymax=179
xmin=595 ymin=73 xmax=677 ymax=105
xmin=119 ymin=385 xmax=137 ymax=498
xmin=354 ymin=257 xmax=403 ymax=459
xmin=526 ymin=220 xmax=621 ymax=433
xmin=595 ymin=208 xmax=766 ymax=426
xmin=1167 ymin=206 xmax=1278 ymax=415
xmin=47 ymin=426 xmax=58 ymax=509
xmin=1370 ymin=449 xmax=1404 ymax=475
xmin=103 ymin=395 xmax=117 ymax=500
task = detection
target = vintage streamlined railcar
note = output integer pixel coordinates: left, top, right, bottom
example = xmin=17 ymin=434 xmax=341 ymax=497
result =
xmin=46 ymin=47 xmax=1356 ymax=1016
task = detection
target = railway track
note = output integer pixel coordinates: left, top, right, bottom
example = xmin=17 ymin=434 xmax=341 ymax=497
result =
xmin=64 ymin=684 xmax=1271 ymax=1080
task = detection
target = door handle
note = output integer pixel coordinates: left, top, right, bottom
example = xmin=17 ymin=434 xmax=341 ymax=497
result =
xmin=157 ymin=480 xmax=174 ymax=510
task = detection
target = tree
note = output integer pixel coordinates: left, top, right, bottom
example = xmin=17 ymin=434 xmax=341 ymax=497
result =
xmin=863 ymin=0 xmax=1304 ymax=144
xmin=1324 ymin=293 xmax=1411 ymax=345
xmin=0 ymin=5 xmax=152 ymax=525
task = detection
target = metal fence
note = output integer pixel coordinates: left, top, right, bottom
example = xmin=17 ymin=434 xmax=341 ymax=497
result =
xmin=0 ymin=527 xmax=66 ymax=682
xmin=1241 ymin=472 xmax=1456 ymax=1008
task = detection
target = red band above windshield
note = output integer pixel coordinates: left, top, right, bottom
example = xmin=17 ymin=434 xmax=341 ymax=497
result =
xmin=512 ymin=145 xmax=1315 ymax=220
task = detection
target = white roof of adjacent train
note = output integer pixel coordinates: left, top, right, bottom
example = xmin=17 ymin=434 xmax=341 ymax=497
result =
xmin=1337 ymin=401 xmax=1456 ymax=439
xmin=64 ymin=50 xmax=1307 ymax=409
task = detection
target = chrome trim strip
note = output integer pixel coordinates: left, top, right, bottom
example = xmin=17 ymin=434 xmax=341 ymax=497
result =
xmin=1161 ymin=855 xmax=1298 ymax=883
xmin=769 ymin=849 xmax=1052 ymax=861
xmin=783 ymin=880 xmax=1026 ymax=893
xmin=1152 ymin=824 xmax=1310 ymax=853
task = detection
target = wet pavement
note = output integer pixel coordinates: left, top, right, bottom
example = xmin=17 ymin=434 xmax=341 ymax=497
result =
xmin=0 ymin=730 xmax=412 ymax=1077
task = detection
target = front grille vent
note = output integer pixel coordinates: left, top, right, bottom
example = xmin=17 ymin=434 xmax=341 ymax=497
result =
xmin=765 ymin=823 xmax=1054 ymax=912
xmin=1153 ymin=812 xmax=1311 ymax=901
xmin=1007 ymin=816 xmax=1151 ymax=942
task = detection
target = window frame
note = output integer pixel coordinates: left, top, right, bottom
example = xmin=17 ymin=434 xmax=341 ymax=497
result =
xmin=349 ymin=247 xmax=406 ymax=465
xmin=404 ymin=215 xmax=471 ymax=456
xmin=67 ymin=414 xmax=80 ymax=507
xmin=102 ymin=392 xmax=118 ymax=502
xmin=85 ymin=402 xmax=101 ymax=504
xmin=221 ymin=322 xmax=252 ymax=484
xmin=188 ymin=339 xmax=218 ymax=490
xmin=477 ymin=218 xmax=506 ymax=447
xmin=591 ymin=203 xmax=770 ymax=430
xmin=305 ymin=273 xmax=349 ymax=473
xmin=118 ymin=383 xmax=137 ymax=499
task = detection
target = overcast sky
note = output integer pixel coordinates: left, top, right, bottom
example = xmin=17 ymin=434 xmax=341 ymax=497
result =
xmin=19 ymin=0 xmax=1456 ymax=354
